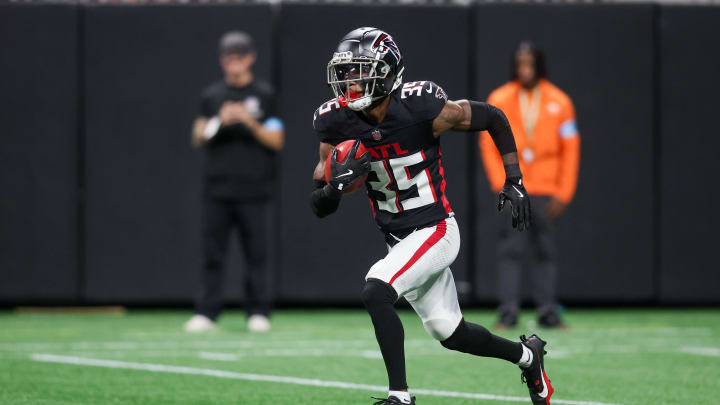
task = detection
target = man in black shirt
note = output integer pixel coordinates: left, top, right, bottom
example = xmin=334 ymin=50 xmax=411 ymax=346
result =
xmin=185 ymin=31 xmax=284 ymax=333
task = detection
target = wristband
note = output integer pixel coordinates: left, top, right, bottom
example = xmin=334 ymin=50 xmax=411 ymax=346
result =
xmin=313 ymin=180 xmax=342 ymax=199
xmin=323 ymin=184 xmax=343 ymax=199
xmin=504 ymin=163 xmax=522 ymax=180
xmin=311 ymin=180 xmax=342 ymax=218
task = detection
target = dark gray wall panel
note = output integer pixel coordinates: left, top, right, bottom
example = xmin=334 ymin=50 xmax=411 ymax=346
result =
xmin=0 ymin=5 xmax=79 ymax=300
xmin=3 ymin=3 xmax=717 ymax=305
xmin=277 ymin=5 xmax=471 ymax=303
xmin=659 ymin=6 xmax=720 ymax=303
xmin=473 ymin=5 xmax=655 ymax=302
xmin=83 ymin=5 xmax=274 ymax=302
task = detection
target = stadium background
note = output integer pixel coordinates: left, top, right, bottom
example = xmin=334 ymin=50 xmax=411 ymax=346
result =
xmin=2 ymin=1 xmax=718 ymax=307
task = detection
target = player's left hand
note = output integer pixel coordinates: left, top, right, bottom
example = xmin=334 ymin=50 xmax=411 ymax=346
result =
xmin=498 ymin=177 xmax=531 ymax=231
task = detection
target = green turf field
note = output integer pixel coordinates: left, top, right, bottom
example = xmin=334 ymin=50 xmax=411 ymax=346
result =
xmin=1 ymin=309 xmax=718 ymax=405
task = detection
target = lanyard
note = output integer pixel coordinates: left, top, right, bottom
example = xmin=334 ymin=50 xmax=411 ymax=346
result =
xmin=518 ymin=87 xmax=541 ymax=144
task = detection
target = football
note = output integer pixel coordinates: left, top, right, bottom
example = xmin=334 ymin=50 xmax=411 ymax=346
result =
xmin=324 ymin=140 xmax=369 ymax=194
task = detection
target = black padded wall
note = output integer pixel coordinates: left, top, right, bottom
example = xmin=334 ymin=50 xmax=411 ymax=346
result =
xmin=82 ymin=5 xmax=274 ymax=302
xmin=658 ymin=6 xmax=720 ymax=303
xmin=0 ymin=5 xmax=79 ymax=301
xmin=277 ymin=5 xmax=471 ymax=303
xmin=473 ymin=5 xmax=656 ymax=302
xmin=2 ymin=3 xmax=719 ymax=305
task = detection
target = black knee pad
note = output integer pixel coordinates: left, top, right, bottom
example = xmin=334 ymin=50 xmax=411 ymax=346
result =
xmin=361 ymin=279 xmax=398 ymax=308
xmin=440 ymin=319 xmax=467 ymax=351
xmin=440 ymin=319 xmax=492 ymax=352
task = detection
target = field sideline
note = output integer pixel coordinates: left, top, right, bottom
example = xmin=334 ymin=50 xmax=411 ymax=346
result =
xmin=1 ymin=309 xmax=718 ymax=405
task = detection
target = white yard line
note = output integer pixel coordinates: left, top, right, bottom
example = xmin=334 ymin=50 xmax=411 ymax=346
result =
xmin=198 ymin=349 xmax=385 ymax=361
xmin=0 ymin=339 xmax=387 ymax=352
xmin=0 ymin=332 xmax=707 ymax=354
xmin=30 ymin=353 xmax=620 ymax=405
xmin=565 ymin=327 xmax=711 ymax=335
xmin=4 ymin=338 xmax=709 ymax=362
xmin=546 ymin=349 xmax=571 ymax=359
xmin=679 ymin=346 xmax=720 ymax=357
xmin=198 ymin=352 xmax=242 ymax=361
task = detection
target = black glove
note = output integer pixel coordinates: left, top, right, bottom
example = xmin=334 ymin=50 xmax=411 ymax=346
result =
xmin=328 ymin=140 xmax=370 ymax=192
xmin=498 ymin=177 xmax=532 ymax=231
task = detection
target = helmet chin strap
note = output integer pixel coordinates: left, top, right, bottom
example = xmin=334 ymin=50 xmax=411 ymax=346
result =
xmin=349 ymin=94 xmax=387 ymax=112
xmin=348 ymin=97 xmax=373 ymax=111
xmin=365 ymin=95 xmax=388 ymax=111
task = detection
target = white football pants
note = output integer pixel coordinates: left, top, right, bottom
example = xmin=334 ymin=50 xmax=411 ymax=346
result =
xmin=366 ymin=216 xmax=463 ymax=341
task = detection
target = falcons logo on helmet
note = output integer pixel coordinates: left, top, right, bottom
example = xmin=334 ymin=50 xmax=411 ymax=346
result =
xmin=371 ymin=32 xmax=401 ymax=61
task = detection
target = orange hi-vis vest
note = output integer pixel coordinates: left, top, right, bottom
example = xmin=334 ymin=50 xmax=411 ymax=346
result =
xmin=480 ymin=79 xmax=580 ymax=203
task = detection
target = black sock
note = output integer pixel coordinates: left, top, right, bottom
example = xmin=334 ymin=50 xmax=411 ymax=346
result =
xmin=441 ymin=319 xmax=522 ymax=363
xmin=361 ymin=279 xmax=407 ymax=391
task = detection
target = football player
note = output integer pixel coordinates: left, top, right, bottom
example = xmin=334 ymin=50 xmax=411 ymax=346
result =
xmin=310 ymin=27 xmax=553 ymax=405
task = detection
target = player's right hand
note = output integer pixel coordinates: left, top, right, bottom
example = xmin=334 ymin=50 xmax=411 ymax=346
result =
xmin=498 ymin=177 xmax=531 ymax=231
xmin=328 ymin=140 xmax=370 ymax=192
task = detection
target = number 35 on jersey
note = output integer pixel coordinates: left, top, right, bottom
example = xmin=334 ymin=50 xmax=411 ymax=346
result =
xmin=367 ymin=151 xmax=438 ymax=214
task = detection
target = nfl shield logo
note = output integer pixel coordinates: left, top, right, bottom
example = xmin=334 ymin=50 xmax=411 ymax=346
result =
xmin=372 ymin=129 xmax=382 ymax=141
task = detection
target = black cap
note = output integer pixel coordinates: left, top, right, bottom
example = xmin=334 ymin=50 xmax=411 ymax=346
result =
xmin=219 ymin=31 xmax=254 ymax=56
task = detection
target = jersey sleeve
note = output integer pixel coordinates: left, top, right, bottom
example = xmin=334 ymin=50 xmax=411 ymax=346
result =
xmin=558 ymin=97 xmax=579 ymax=140
xmin=262 ymin=85 xmax=279 ymax=118
xmin=259 ymin=85 xmax=285 ymax=131
xmin=199 ymin=89 xmax=215 ymax=118
xmin=398 ymin=81 xmax=448 ymax=121
xmin=312 ymin=99 xmax=345 ymax=146
xmin=555 ymin=96 xmax=581 ymax=203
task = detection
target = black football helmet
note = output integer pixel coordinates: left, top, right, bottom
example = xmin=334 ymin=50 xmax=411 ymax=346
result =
xmin=327 ymin=27 xmax=404 ymax=111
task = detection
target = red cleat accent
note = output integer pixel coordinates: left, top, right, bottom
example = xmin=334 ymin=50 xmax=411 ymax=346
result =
xmin=543 ymin=369 xmax=554 ymax=405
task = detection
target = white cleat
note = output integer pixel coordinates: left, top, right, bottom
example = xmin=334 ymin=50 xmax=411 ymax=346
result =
xmin=247 ymin=314 xmax=271 ymax=333
xmin=183 ymin=314 xmax=217 ymax=333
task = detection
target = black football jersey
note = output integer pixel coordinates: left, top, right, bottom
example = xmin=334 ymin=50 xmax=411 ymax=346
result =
xmin=313 ymin=81 xmax=453 ymax=234
xmin=199 ymin=79 xmax=279 ymax=200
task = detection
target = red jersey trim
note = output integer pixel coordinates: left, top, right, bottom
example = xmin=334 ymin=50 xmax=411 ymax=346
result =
xmin=437 ymin=147 xmax=452 ymax=214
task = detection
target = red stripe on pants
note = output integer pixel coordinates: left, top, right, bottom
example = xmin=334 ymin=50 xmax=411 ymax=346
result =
xmin=389 ymin=220 xmax=447 ymax=285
